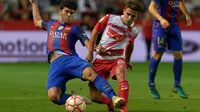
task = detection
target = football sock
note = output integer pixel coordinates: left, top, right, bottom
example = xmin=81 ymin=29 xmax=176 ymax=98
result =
xmin=149 ymin=57 xmax=160 ymax=85
xmin=57 ymin=94 xmax=71 ymax=105
xmin=173 ymin=58 xmax=182 ymax=85
xmin=99 ymin=94 xmax=113 ymax=108
xmin=93 ymin=75 xmax=116 ymax=100
xmin=118 ymin=80 xmax=129 ymax=102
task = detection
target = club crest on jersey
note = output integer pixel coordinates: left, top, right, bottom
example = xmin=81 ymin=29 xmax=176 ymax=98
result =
xmin=58 ymin=26 xmax=64 ymax=30
xmin=168 ymin=1 xmax=179 ymax=7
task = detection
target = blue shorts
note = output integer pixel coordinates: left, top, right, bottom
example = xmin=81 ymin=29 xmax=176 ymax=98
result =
xmin=46 ymin=55 xmax=91 ymax=94
xmin=152 ymin=21 xmax=183 ymax=52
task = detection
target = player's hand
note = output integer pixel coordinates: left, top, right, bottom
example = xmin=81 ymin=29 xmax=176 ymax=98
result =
xmin=127 ymin=63 xmax=132 ymax=72
xmin=86 ymin=51 xmax=93 ymax=63
xmin=160 ymin=18 xmax=170 ymax=29
xmin=96 ymin=45 xmax=106 ymax=53
xmin=29 ymin=0 xmax=36 ymax=4
xmin=185 ymin=15 xmax=192 ymax=27
xmin=96 ymin=45 xmax=111 ymax=55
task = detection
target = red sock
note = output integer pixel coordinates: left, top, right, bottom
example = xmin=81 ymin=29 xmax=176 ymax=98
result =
xmin=98 ymin=94 xmax=113 ymax=106
xmin=118 ymin=80 xmax=129 ymax=103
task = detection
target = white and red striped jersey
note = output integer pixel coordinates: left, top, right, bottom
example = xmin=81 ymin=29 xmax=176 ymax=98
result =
xmin=94 ymin=14 xmax=139 ymax=60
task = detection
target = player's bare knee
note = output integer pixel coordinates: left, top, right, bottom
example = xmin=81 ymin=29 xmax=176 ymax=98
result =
xmin=115 ymin=65 xmax=127 ymax=81
xmin=48 ymin=92 xmax=60 ymax=103
xmin=116 ymin=74 xmax=126 ymax=82
xmin=82 ymin=67 xmax=97 ymax=81
xmin=116 ymin=72 xmax=127 ymax=82
xmin=153 ymin=51 xmax=163 ymax=60
xmin=173 ymin=51 xmax=182 ymax=59
xmin=47 ymin=87 xmax=61 ymax=104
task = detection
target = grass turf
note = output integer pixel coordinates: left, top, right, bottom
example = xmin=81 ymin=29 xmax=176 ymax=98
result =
xmin=0 ymin=62 xmax=199 ymax=112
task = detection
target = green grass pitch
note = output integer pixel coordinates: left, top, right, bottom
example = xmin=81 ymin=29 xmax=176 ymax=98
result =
xmin=0 ymin=62 xmax=199 ymax=112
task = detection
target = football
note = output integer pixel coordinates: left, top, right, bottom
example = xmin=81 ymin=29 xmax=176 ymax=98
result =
xmin=65 ymin=95 xmax=86 ymax=112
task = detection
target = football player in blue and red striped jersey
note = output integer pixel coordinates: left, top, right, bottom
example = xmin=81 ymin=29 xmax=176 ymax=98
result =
xmin=29 ymin=0 xmax=126 ymax=109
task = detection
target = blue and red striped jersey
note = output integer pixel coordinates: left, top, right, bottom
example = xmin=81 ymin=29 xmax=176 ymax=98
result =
xmin=42 ymin=19 xmax=89 ymax=56
xmin=152 ymin=0 xmax=183 ymax=24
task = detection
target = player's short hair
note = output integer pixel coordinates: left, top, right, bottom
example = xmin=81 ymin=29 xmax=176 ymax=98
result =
xmin=60 ymin=0 xmax=77 ymax=11
xmin=125 ymin=0 xmax=145 ymax=12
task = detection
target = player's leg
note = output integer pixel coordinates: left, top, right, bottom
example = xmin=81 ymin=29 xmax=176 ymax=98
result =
xmin=88 ymin=59 xmax=114 ymax=111
xmin=148 ymin=21 xmax=167 ymax=99
xmin=47 ymin=59 xmax=71 ymax=105
xmin=89 ymin=82 xmax=114 ymax=111
xmin=172 ymin=51 xmax=187 ymax=98
xmin=112 ymin=58 xmax=128 ymax=112
xmin=169 ymin=25 xmax=187 ymax=98
xmin=148 ymin=50 xmax=163 ymax=99
xmin=67 ymin=56 xmax=126 ymax=108
xmin=82 ymin=67 xmax=126 ymax=108
xmin=47 ymin=87 xmax=71 ymax=105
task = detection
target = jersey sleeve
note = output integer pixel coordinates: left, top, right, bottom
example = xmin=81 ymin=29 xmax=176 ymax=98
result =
xmin=42 ymin=19 xmax=56 ymax=31
xmin=94 ymin=14 xmax=110 ymax=32
xmin=42 ymin=20 xmax=48 ymax=30
xmin=75 ymin=25 xmax=89 ymax=46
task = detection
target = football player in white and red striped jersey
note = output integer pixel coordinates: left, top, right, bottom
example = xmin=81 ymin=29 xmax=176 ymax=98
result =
xmin=86 ymin=1 xmax=144 ymax=112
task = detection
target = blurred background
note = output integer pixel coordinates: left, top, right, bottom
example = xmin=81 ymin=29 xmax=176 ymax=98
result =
xmin=0 ymin=0 xmax=200 ymax=62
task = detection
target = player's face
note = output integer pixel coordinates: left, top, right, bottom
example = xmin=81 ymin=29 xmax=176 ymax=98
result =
xmin=59 ymin=7 xmax=75 ymax=24
xmin=122 ymin=8 xmax=138 ymax=26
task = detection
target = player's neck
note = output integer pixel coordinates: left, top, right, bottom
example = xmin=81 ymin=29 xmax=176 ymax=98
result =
xmin=59 ymin=19 xmax=70 ymax=25
xmin=120 ymin=15 xmax=127 ymax=26
xmin=121 ymin=15 xmax=134 ymax=27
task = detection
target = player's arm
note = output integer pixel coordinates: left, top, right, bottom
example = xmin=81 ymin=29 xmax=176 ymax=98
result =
xmin=125 ymin=41 xmax=134 ymax=71
xmin=148 ymin=1 xmax=164 ymax=22
xmin=179 ymin=0 xmax=192 ymax=26
xmin=85 ymin=28 xmax=100 ymax=62
xmin=75 ymin=26 xmax=93 ymax=60
xmin=90 ymin=14 xmax=110 ymax=52
xmin=90 ymin=29 xmax=101 ymax=52
xmin=148 ymin=1 xmax=169 ymax=28
xmin=84 ymin=40 xmax=93 ymax=54
xmin=30 ymin=0 xmax=43 ymax=28
xmin=86 ymin=14 xmax=110 ymax=62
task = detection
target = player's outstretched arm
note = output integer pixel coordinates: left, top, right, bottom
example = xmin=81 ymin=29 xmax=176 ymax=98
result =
xmin=125 ymin=41 xmax=134 ymax=71
xmin=179 ymin=0 xmax=192 ymax=26
xmin=90 ymin=29 xmax=100 ymax=52
xmin=30 ymin=0 xmax=43 ymax=28
xmin=86 ymin=29 xmax=100 ymax=62
xmin=85 ymin=39 xmax=94 ymax=62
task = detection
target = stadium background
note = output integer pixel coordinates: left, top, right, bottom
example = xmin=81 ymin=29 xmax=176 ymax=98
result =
xmin=0 ymin=0 xmax=199 ymax=112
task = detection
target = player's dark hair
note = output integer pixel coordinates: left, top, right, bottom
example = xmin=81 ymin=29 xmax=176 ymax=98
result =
xmin=125 ymin=0 xmax=145 ymax=12
xmin=60 ymin=0 xmax=77 ymax=11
